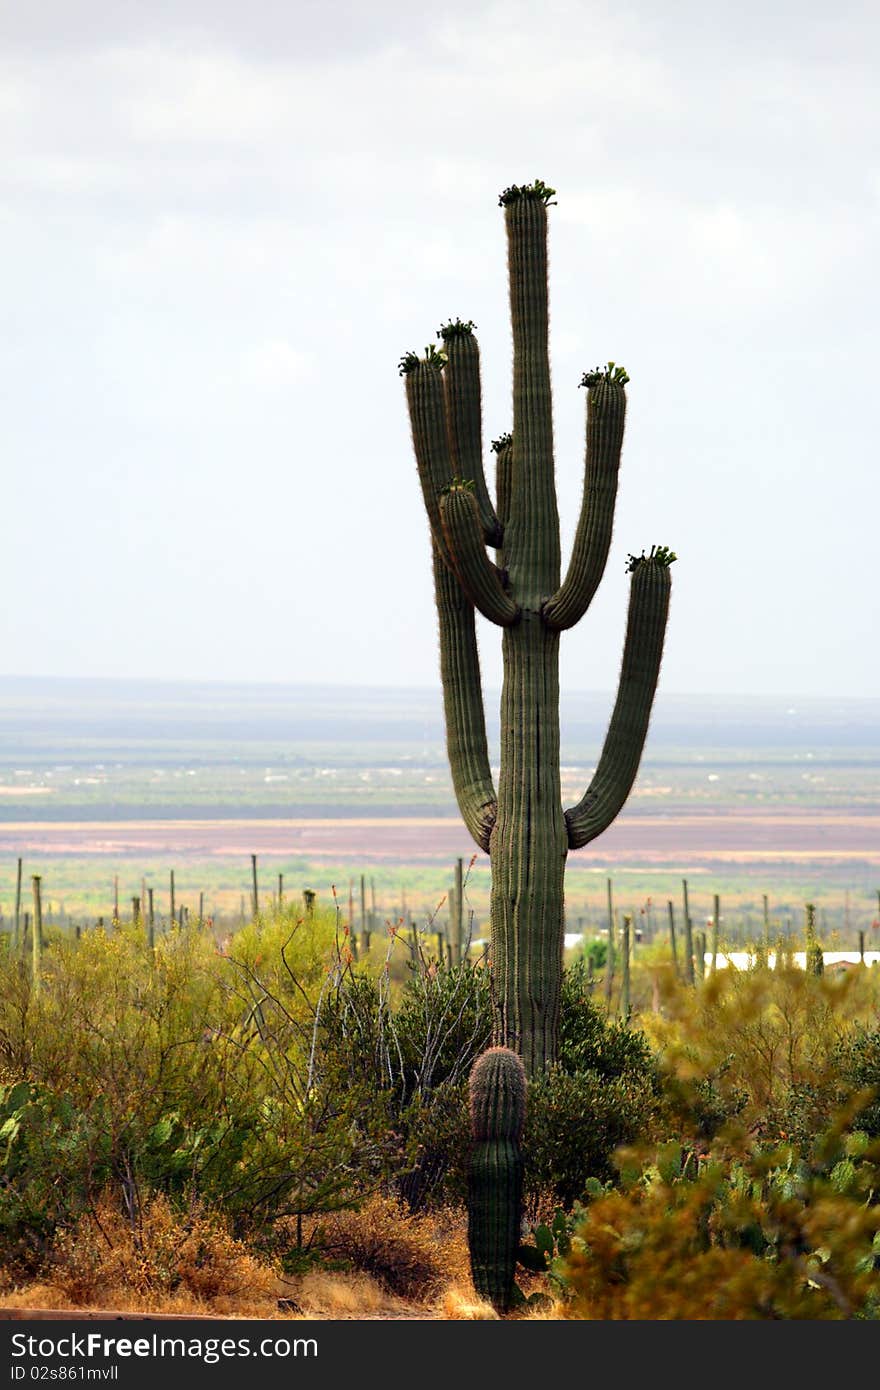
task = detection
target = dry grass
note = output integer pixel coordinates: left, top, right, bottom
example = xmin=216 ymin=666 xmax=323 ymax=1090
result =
xmin=292 ymin=1270 xmax=419 ymax=1319
xmin=28 ymin=1193 xmax=284 ymax=1318
xmin=298 ymin=1196 xmax=471 ymax=1303
xmin=439 ymin=1287 xmax=499 ymax=1319
xmin=0 ymin=1194 xmax=555 ymax=1321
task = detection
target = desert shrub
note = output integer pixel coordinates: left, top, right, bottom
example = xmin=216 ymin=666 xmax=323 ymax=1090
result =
xmin=395 ymin=1082 xmax=472 ymax=1211
xmin=831 ymin=1025 xmax=880 ymax=1138
xmin=580 ymin=940 xmax=607 ymax=973
xmin=50 ymin=1191 xmax=278 ymax=1308
xmin=0 ymin=1080 xmax=112 ymax=1277
xmin=558 ymin=961 xmax=659 ymax=1080
xmin=645 ymin=963 xmax=878 ymax=1130
xmin=304 ymin=945 xmax=491 ymax=1210
xmin=0 ymin=917 xmax=395 ymax=1249
xmin=309 ymin=1193 xmax=452 ymax=1299
xmin=390 ymin=958 xmax=493 ymax=1096
xmin=225 ymin=903 xmax=338 ymax=1007
xmin=523 ymin=1068 xmax=661 ymax=1215
xmin=556 ymin=1117 xmax=880 ymax=1319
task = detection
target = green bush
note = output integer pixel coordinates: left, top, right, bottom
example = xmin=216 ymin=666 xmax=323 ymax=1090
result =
xmin=523 ymin=1068 xmax=659 ymax=1215
xmin=557 ymin=960 xmax=658 ymax=1081
xmin=831 ymin=1025 xmax=880 ymax=1138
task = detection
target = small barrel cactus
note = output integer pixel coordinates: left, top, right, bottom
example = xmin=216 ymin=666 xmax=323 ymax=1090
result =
xmin=467 ymin=1047 xmax=526 ymax=1312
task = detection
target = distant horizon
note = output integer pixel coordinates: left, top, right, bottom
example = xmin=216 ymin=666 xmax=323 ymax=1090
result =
xmin=2 ymin=671 xmax=879 ymax=708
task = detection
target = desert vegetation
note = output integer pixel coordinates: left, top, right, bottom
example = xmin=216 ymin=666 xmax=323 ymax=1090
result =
xmin=0 ymin=897 xmax=878 ymax=1319
xmin=2 ymin=180 xmax=877 ymax=1324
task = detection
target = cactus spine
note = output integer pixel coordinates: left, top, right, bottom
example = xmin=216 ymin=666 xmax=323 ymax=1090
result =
xmin=467 ymin=1047 xmax=526 ymax=1311
xmin=401 ymin=182 xmax=673 ymax=1074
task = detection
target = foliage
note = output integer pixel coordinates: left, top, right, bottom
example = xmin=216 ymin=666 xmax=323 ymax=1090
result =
xmin=4 ymin=910 xmax=880 ymax=1315
xmin=557 ymin=961 xmax=659 ymax=1080
xmin=579 ymin=938 xmax=607 ymax=973
xmin=555 ymin=1114 xmax=880 ymax=1319
xmin=832 ymin=1025 xmax=880 ymax=1137
xmin=523 ymin=1068 xmax=659 ymax=1215
xmin=49 ymin=1191 xmax=278 ymax=1309
xmin=308 ymin=1193 xmax=466 ymax=1300
xmin=645 ymin=963 xmax=877 ymax=1132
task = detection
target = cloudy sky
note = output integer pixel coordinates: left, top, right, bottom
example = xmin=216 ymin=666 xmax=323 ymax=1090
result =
xmin=3 ymin=0 xmax=878 ymax=698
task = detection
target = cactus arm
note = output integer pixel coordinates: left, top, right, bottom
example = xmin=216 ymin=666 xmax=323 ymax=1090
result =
xmin=502 ymin=190 xmax=561 ymax=604
xmin=403 ymin=355 xmax=455 ymax=566
xmin=440 ymin=321 xmax=503 ymax=547
xmin=440 ymin=486 xmax=521 ymax=627
xmin=542 ymin=377 xmax=626 ymax=631
xmin=565 ymin=556 xmax=672 ymax=849
xmin=433 ymin=542 xmax=497 ymax=853
xmin=492 ymin=433 xmax=513 ymax=543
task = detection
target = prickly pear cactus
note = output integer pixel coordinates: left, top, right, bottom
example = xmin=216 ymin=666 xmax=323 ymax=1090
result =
xmin=467 ymin=1047 xmax=526 ymax=1312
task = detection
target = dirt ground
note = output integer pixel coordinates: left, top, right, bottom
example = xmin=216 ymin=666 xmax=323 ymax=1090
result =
xmin=2 ymin=811 xmax=878 ymax=867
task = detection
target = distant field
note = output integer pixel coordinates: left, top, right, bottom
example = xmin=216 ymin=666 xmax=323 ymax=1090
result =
xmin=3 ymin=809 xmax=879 ymax=863
xmin=1 ymin=677 xmax=877 ymax=937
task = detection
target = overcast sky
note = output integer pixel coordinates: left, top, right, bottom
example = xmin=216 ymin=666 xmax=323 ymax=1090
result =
xmin=3 ymin=0 xmax=878 ymax=699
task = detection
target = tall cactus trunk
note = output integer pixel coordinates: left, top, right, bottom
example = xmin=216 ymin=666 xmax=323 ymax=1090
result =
xmin=491 ymin=619 xmax=566 ymax=1072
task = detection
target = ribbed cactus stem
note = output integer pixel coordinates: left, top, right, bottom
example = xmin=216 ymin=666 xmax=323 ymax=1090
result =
xmin=667 ymin=899 xmax=679 ymax=978
xmin=406 ymin=362 xmax=455 ymax=567
xmin=440 ymin=324 xmax=502 ymax=545
xmin=492 ymin=434 xmax=513 ymax=559
xmin=467 ymin=1047 xmax=526 ymax=1311
xmin=565 ymin=558 xmax=671 ymax=849
xmin=469 ymin=1045 xmax=527 ymax=1140
xmin=504 ymin=196 xmax=559 ymax=605
xmin=31 ymin=874 xmax=42 ymax=993
xmin=492 ymin=609 xmax=566 ymax=1072
xmin=710 ymin=894 xmax=720 ymax=974
xmin=433 ymin=545 xmax=496 ymax=852
xmin=439 ymin=487 xmax=520 ymax=626
xmin=543 ymin=379 xmax=625 ymax=631
xmin=682 ymin=877 xmax=695 ymax=986
xmin=620 ymin=913 xmax=631 ymax=1018
xmin=805 ymin=902 xmax=824 ymax=976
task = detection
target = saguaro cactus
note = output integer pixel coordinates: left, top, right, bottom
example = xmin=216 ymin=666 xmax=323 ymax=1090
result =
xmin=467 ymin=1047 xmax=526 ymax=1311
xmin=804 ymin=902 xmax=824 ymax=977
xmin=401 ymin=180 xmax=674 ymax=1073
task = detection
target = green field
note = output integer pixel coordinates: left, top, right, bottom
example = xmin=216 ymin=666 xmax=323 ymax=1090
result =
xmin=2 ymin=678 xmax=878 ymax=944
